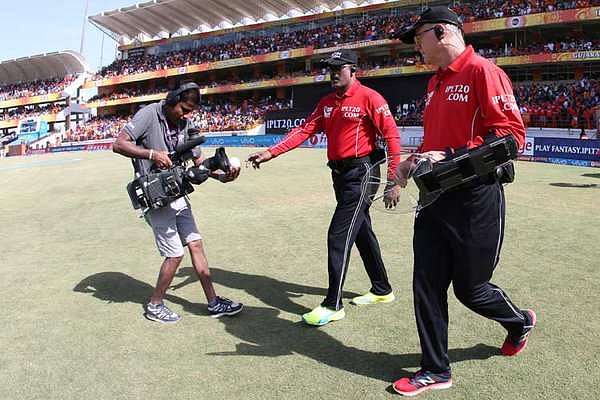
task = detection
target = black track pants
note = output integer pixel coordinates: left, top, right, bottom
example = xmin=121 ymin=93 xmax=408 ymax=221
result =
xmin=321 ymin=162 xmax=392 ymax=310
xmin=413 ymin=182 xmax=527 ymax=373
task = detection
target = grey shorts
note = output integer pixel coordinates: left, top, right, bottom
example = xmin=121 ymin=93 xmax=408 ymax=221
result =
xmin=146 ymin=197 xmax=202 ymax=257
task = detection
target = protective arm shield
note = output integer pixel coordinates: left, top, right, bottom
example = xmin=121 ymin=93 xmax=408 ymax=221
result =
xmin=412 ymin=134 xmax=518 ymax=201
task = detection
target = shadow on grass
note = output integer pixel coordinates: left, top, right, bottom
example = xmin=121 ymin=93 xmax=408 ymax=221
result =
xmin=207 ymin=304 xmax=498 ymax=382
xmin=73 ymin=267 xmax=359 ymax=317
xmin=201 ymin=268 xmax=498 ymax=382
xmin=549 ymin=182 xmax=599 ymax=188
xmin=74 ymin=270 xmax=499 ymax=382
xmin=173 ymin=267 xmax=360 ymax=314
xmin=581 ymin=173 xmax=600 ymax=179
xmin=73 ymin=271 xmax=208 ymax=316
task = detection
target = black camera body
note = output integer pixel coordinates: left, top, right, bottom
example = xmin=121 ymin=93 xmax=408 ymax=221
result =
xmin=127 ymin=165 xmax=191 ymax=210
xmin=127 ymin=131 xmax=231 ymax=212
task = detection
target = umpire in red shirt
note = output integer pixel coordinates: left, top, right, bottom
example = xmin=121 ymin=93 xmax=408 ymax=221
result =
xmin=248 ymin=49 xmax=402 ymax=326
xmin=391 ymin=7 xmax=537 ymax=396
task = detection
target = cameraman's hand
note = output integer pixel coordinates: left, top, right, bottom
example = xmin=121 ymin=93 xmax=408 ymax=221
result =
xmin=247 ymin=150 xmax=273 ymax=169
xmin=210 ymin=165 xmax=240 ymax=183
xmin=383 ymin=183 xmax=401 ymax=209
xmin=152 ymin=150 xmax=173 ymax=169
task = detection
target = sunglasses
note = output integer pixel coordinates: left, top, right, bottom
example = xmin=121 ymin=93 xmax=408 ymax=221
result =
xmin=414 ymin=26 xmax=437 ymax=42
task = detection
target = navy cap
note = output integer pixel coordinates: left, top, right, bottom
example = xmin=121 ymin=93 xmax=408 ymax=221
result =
xmin=399 ymin=6 xmax=463 ymax=44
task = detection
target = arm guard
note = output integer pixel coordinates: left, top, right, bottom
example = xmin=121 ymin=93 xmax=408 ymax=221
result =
xmin=413 ymin=134 xmax=518 ymax=199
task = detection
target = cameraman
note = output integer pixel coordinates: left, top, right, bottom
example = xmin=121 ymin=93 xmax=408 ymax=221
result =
xmin=112 ymin=83 xmax=243 ymax=323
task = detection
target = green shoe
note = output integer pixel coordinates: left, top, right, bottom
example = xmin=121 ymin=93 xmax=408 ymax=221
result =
xmin=350 ymin=291 xmax=395 ymax=306
xmin=302 ymin=306 xmax=345 ymax=326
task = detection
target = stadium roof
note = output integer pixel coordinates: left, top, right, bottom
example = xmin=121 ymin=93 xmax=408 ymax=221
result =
xmin=90 ymin=0 xmax=394 ymax=44
xmin=0 ymin=51 xmax=88 ymax=86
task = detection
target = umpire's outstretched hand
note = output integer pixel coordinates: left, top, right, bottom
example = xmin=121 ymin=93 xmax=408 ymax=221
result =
xmin=247 ymin=150 xmax=273 ymax=169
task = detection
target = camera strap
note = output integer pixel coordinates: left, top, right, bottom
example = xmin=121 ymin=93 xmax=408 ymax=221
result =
xmin=163 ymin=126 xmax=179 ymax=152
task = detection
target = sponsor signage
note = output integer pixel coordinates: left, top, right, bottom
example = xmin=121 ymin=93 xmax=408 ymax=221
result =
xmin=204 ymin=135 xmax=281 ymax=147
xmin=203 ymin=134 xmax=326 ymax=149
xmin=572 ymin=50 xmax=600 ymax=60
xmin=45 ymin=142 xmax=113 ymax=154
xmin=49 ymin=145 xmax=86 ymax=153
xmin=465 ymin=6 xmax=600 ymax=33
xmin=128 ymin=48 xmax=146 ymax=58
xmin=264 ymin=110 xmax=310 ymax=135
xmin=522 ymin=136 xmax=535 ymax=156
xmin=533 ymin=138 xmax=600 ymax=161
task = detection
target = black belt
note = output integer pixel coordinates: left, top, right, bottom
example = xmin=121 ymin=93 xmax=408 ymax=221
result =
xmin=327 ymin=150 xmax=383 ymax=172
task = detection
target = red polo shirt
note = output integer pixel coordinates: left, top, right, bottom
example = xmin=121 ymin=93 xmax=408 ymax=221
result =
xmin=268 ymin=80 xmax=401 ymax=178
xmin=420 ymin=46 xmax=525 ymax=152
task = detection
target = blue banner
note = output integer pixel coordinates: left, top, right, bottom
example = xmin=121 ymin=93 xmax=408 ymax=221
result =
xmin=204 ymin=135 xmax=282 ymax=147
xmin=533 ymin=138 xmax=600 ymax=162
xmin=203 ymin=134 xmax=327 ymax=149
xmin=49 ymin=145 xmax=86 ymax=153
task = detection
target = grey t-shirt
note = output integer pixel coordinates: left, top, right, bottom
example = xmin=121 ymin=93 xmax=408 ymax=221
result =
xmin=123 ymin=100 xmax=195 ymax=176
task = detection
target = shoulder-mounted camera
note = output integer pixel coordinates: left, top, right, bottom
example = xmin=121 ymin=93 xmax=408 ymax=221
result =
xmin=127 ymin=129 xmax=232 ymax=213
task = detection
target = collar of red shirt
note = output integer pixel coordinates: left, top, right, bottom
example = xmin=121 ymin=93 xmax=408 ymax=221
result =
xmin=336 ymin=80 xmax=361 ymax=99
xmin=436 ymin=45 xmax=474 ymax=78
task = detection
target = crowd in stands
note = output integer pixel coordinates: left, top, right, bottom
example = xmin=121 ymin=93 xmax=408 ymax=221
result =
xmin=92 ymin=0 xmax=599 ymax=79
xmin=66 ymin=115 xmax=129 ymax=142
xmin=68 ymin=97 xmax=292 ymax=141
xmin=87 ymin=87 xmax=167 ymax=103
xmin=191 ymin=97 xmax=292 ymax=132
xmin=85 ymin=34 xmax=599 ymax=106
xmin=395 ymin=78 xmax=599 ymax=130
xmin=92 ymin=13 xmax=410 ymax=79
xmin=453 ymin=0 xmax=597 ymax=21
xmin=395 ymin=99 xmax=427 ymax=127
xmin=0 ymin=76 xmax=76 ymax=102
xmin=476 ymin=38 xmax=600 ymax=58
xmin=514 ymin=78 xmax=599 ymax=129
xmin=0 ymin=103 xmax=64 ymax=122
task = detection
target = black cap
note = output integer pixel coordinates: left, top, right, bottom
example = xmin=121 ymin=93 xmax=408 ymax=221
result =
xmin=319 ymin=49 xmax=358 ymax=67
xmin=399 ymin=6 xmax=462 ymax=44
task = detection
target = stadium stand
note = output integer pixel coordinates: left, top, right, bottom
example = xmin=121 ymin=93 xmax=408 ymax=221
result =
xmin=71 ymin=0 xmax=600 ymax=144
xmin=66 ymin=115 xmax=129 ymax=143
xmin=0 ymin=76 xmax=76 ymax=101
xmin=0 ymin=51 xmax=88 ymax=155
xmin=88 ymin=1 xmax=599 ymax=79
xmin=83 ymin=36 xmax=599 ymax=105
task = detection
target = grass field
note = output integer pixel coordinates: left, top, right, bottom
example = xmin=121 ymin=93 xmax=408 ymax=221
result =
xmin=1 ymin=148 xmax=599 ymax=400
